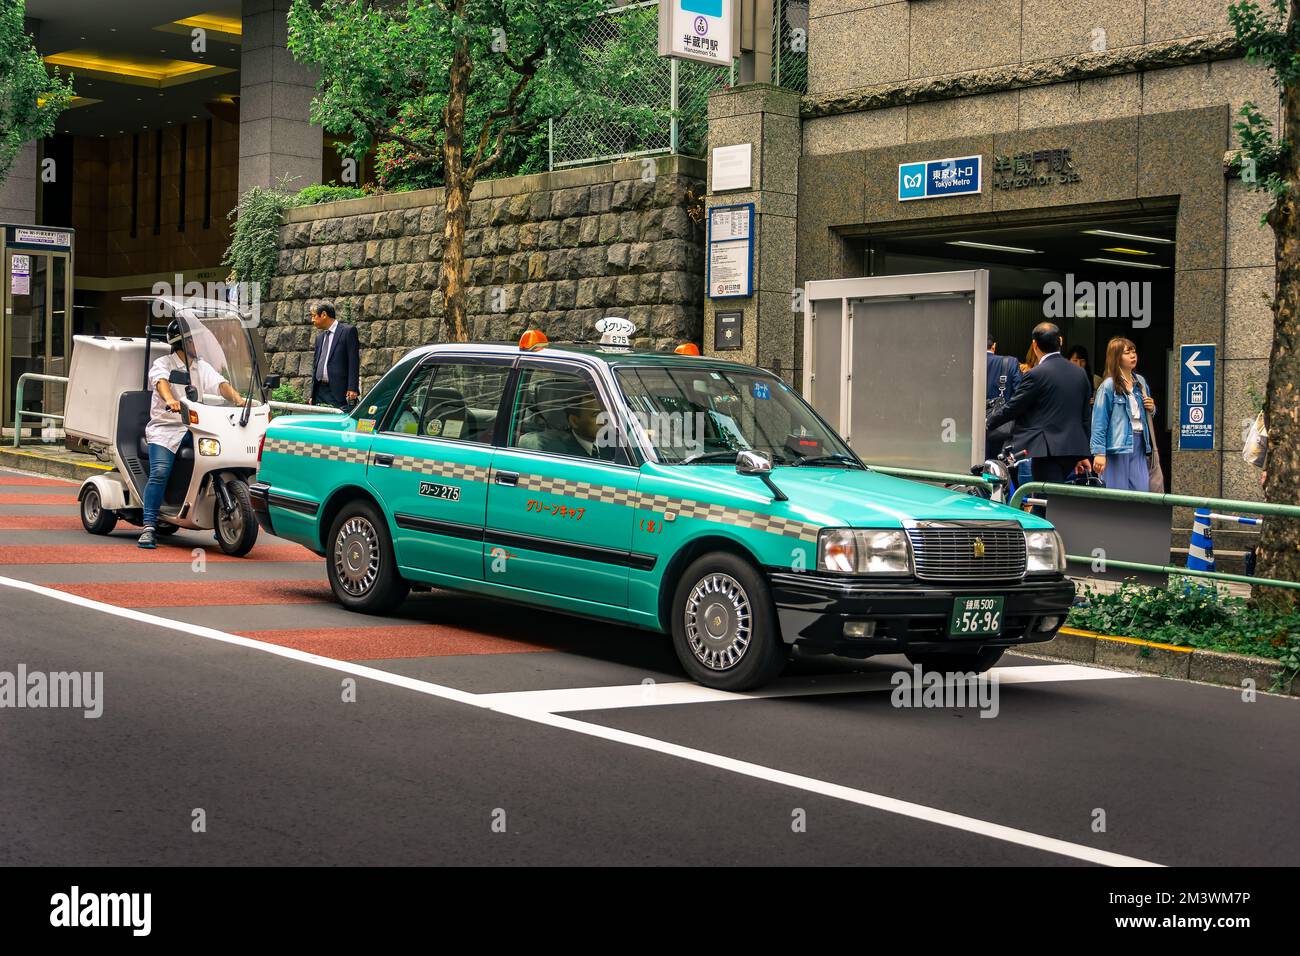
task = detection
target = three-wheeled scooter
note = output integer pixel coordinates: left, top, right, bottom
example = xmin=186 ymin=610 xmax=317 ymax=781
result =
xmin=63 ymin=296 xmax=280 ymax=556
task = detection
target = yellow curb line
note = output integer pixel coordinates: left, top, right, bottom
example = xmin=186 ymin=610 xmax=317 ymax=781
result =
xmin=1 ymin=449 xmax=111 ymax=471
xmin=1059 ymin=626 xmax=1195 ymax=654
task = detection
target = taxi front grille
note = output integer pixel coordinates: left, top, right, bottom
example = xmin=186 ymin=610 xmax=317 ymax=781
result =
xmin=906 ymin=526 xmax=1026 ymax=582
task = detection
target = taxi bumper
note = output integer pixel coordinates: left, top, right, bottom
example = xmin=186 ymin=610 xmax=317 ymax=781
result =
xmin=767 ymin=570 xmax=1076 ymax=657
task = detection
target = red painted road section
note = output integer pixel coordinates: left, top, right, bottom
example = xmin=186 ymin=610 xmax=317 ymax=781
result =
xmin=0 ymin=543 xmax=315 ymax=564
xmin=235 ymin=625 xmax=553 ymax=660
xmin=4 ymin=466 xmax=561 ymax=664
xmin=52 ymin=579 xmax=330 ymax=607
xmin=0 ymin=475 xmax=77 ymax=487
xmin=0 ymin=516 xmax=84 ymax=530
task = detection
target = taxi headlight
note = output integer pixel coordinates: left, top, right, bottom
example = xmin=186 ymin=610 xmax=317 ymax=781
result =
xmin=198 ymin=438 xmax=221 ymax=457
xmin=817 ymin=529 xmax=911 ymax=575
xmin=1025 ymin=529 xmax=1066 ymax=573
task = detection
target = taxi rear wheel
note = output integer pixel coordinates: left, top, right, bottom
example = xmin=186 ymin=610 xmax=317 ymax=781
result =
xmin=670 ymin=552 xmax=788 ymax=691
xmin=905 ymin=647 xmax=1005 ymax=674
xmin=327 ymin=500 xmax=409 ymax=614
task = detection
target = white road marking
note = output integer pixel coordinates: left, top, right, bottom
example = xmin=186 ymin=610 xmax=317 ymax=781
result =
xmin=478 ymin=664 xmax=1133 ymax=714
xmin=0 ymin=574 xmax=1162 ymax=867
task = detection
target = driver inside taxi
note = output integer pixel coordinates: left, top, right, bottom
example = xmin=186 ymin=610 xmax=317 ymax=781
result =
xmin=519 ymin=388 xmax=606 ymax=458
xmin=138 ymin=320 xmax=242 ymax=550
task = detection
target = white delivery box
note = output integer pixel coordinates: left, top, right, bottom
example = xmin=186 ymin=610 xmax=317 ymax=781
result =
xmin=63 ymin=335 xmax=151 ymax=446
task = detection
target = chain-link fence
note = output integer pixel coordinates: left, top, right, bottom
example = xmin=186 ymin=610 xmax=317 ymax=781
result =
xmin=548 ymin=0 xmax=807 ymax=170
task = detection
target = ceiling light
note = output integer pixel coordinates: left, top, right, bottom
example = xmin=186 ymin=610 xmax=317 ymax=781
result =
xmin=1101 ymin=247 xmax=1155 ymax=256
xmin=1082 ymin=229 xmax=1174 ymax=244
xmin=1082 ymin=257 xmax=1167 ymax=270
xmin=947 ymin=240 xmax=1042 ymax=255
xmin=174 ymin=14 xmax=244 ymax=36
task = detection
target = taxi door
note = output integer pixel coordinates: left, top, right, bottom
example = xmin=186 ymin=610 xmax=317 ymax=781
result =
xmin=366 ymin=356 xmax=512 ymax=582
xmin=482 ymin=360 xmax=641 ymax=611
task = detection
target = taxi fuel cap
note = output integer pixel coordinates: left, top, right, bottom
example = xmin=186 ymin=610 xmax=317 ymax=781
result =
xmin=596 ymin=316 xmax=635 ymax=350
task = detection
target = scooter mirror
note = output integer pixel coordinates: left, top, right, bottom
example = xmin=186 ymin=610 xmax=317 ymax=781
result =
xmin=168 ymin=369 xmax=191 ymax=386
xmin=263 ymin=375 xmax=281 ymax=391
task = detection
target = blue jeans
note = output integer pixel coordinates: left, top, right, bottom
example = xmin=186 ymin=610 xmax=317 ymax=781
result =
xmin=143 ymin=434 xmax=189 ymax=528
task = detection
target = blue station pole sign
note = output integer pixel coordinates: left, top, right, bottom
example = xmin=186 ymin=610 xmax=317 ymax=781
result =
xmin=898 ymin=155 xmax=983 ymax=201
xmin=1179 ymin=343 xmax=1216 ymax=450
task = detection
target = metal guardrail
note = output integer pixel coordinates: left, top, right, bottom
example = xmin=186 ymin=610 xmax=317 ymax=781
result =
xmin=1009 ymin=481 xmax=1300 ymax=592
xmin=13 ymin=373 xmax=342 ymax=448
xmin=866 ymin=464 xmax=997 ymax=496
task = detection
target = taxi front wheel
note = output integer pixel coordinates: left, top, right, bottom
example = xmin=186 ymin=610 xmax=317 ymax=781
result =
xmin=671 ymin=553 xmax=788 ymax=691
xmin=327 ymin=500 xmax=409 ymax=614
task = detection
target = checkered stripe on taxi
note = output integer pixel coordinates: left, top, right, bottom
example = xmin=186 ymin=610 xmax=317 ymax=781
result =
xmin=668 ymin=499 xmax=822 ymax=543
xmin=388 ymin=455 xmax=491 ymax=484
xmin=509 ymin=470 xmax=641 ymax=507
xmin=509 ymin=471 xmax=821 ymax=542
xmin=262 ymin=436 xmax=369 ymax=464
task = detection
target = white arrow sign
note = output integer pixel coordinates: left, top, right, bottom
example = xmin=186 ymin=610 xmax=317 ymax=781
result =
xmin=1185 ymin=350 xmax=1212 ymax=376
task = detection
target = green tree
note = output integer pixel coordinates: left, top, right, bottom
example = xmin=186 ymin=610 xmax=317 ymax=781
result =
xmin=287 ymin=0 xmax=659 ymax=342
xmin=0 ymin=0 xmax=74 ymax=184
xmin=1229 ymin=0 xmax=1300 ymax=593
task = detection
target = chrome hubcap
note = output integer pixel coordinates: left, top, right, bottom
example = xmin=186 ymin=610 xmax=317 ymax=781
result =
xmin=684 ymin=573 xmax=751 ymax=671
xmin=334 ymin=516 xmax=380 ymax=596
xmin=218 ymin=501 xmax=243 ymax=544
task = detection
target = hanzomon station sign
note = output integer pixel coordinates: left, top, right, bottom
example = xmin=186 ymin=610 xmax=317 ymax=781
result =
xmin=658 ymin=0 xmax=735 ymax=65
xmin=992 ymin=149 xmax=1082 ymax=191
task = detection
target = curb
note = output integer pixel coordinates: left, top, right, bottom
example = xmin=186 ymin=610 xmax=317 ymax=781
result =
xmin=0 ymin=447 xmax=110 ymax=483
xmin=1023 ymin=626 xmax=1296 ymax=697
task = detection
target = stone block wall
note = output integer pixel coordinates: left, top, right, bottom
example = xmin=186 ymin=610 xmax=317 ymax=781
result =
xmin=262 ymin=155 xmax=706 ymax=393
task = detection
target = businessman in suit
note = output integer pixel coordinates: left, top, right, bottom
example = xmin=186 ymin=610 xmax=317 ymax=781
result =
xmin=309 ymin=301 xmax=360 ymax=409
xmin=987 ymin=322 xmax=1092 ymax=485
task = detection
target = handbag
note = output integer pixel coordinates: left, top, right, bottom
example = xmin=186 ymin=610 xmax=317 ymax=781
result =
xmin=985 ymin=356 xmax=1015 ymax=450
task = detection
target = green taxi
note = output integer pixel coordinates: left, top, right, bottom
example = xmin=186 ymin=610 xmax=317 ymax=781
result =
xmin=250 ymin=325 xmax=1075 ymax=690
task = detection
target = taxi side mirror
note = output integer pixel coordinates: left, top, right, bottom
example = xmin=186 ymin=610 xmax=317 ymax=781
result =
xmin=736 ymin=450 xmax=787 ymax=501
xmin=736 ymin=450 xmax=772 ymax=476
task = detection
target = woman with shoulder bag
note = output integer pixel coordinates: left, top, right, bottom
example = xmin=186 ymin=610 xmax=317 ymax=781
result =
xmin=1090 ymin=337 xmax=1157 ymax=492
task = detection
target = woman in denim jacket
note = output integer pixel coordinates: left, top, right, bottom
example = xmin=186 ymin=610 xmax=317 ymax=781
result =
xmin=1091 ymin=337 xmax=1156 ymax=491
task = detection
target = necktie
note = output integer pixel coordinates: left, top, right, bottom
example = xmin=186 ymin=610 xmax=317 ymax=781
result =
xmin=317 ymin=330 xmax=332 ymax=382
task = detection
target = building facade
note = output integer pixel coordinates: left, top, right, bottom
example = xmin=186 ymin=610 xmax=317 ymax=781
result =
xmin=702 ymin=0 xmax=1278 ymax=509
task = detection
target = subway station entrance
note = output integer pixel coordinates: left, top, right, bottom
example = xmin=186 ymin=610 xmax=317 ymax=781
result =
xmin=828 ymin=203 xmax=1178 ymax=481
xmin=1 ymin=224 xmax=75 ymax=432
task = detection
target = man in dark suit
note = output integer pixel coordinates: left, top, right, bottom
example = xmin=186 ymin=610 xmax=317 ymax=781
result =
xmin=309 ymin=301 xmax=360 ymax=409
xmin=985 ymin=335 xmax=1022 ymax=459
xmin=987 ymin=322 xmax=1092 ymax=485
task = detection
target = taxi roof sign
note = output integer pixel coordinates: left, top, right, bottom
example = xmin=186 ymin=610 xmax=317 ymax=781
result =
xmin=596 ymin=316 xmax=636 ymax=350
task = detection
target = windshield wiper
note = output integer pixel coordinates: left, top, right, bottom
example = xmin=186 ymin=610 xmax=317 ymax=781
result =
xmin=792 ymin=453 xmax=864 ymax=469
xmin=678 ymin=451 xmax=744 ymax=465
xmin=678 ymin=450 xmax=792 ymax=466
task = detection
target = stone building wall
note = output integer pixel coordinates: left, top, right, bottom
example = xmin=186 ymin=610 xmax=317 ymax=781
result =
xmin=263 ymin=155 xmax=706 ymax=393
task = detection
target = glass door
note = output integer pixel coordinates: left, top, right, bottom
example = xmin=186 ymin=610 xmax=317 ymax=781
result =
xmin=3 ymin=249 xmax=71 ymax=431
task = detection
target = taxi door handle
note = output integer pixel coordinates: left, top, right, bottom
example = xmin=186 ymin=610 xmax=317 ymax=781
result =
xmin=494 ymin=470 xmax=519 ymax=486
xmin=373 ymin=453 xmax=394 ymax=468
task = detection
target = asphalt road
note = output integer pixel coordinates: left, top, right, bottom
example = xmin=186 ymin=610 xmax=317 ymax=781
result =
xmin=1 ymin=466 xmax=1297 ymax=866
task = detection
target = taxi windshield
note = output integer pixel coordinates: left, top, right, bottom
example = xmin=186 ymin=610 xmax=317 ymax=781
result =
xmin=616 ymin=365 xmax=857 ymax=466
xmin=174 ymin=313 xmax=262 ymax=406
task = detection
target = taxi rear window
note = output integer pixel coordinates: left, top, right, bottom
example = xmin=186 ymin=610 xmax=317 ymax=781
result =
xmin=351 ymin=353 xmax=421 ymax=426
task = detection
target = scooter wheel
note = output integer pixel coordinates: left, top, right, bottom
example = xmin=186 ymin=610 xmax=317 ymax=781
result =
xmin=80 ymin=487 xmax=118 ymax=535
xmin=155 ymin=523 xmax=180 ymax=537
xmin=215 ymin=480 xmax=259 ymax=557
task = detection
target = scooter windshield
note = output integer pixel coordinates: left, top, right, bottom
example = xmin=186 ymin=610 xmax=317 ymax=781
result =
xmin=174 ymin=313 xmax=263 ymax=407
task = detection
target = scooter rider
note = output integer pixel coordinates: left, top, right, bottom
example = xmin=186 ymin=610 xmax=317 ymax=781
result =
xmin=138 ymin=320 xmax=242 ymax=549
